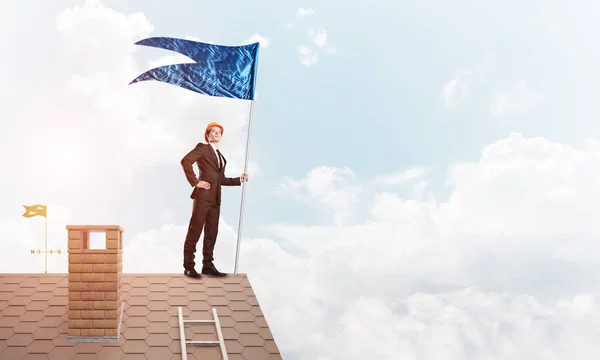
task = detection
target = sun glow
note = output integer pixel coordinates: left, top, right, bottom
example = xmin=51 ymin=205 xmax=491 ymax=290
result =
xmin=45 ymin=142 xmax=82 ymax=173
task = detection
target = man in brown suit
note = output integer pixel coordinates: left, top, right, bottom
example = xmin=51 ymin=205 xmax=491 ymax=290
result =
xmin=180 ymin=122 xmax=249 ymax=278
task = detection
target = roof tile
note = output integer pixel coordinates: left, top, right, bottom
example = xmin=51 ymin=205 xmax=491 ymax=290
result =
xmin=32 ymin=327 xmax=59 ymax=340
xmin=144 ymin=345 xmax=172 ymax=359
xmin=30 ymin=292 xmax=53 ymax=301
xmin=146 ymin=311 xmax=170 ymax=322
xmin=25 ymin=301 xmax=49 ymax=311
xmin=206 ymin=287 xmax=226 ymax=296
xmin=231 ymin=311 xmax=254 ymax=326
xmin=126 ymin=315 xmax=151 ymax=328
xmin=188 ymin=291 xmax=209 ymax=301
xmin=0 ymin=274 xmax=281 ymax=358
xmin=47 ymin=345 xmax=76 ymax=360
xmin=7 ymin=333 xmax=34 ymax=346
xmin=187 ymin=283 xmax=207 ymax=292
xmin=122 ymin=339 xmax=149 ymax=354
xmin=221 ymin=327 xmax=240 ymax=340
xmin=123 ymin=327 xmax=150 ymax=340
xmin=242 ymin=346 xmax=271 ymax=360
xmin=74 ymin=354 xmax=100 ymax=360
xmin=127 ymin=306 xmax=151 ymax=317
xmin=15 ymin=287 xmax=36 ymax=296
xmin=167 ymin=287 xmax=188 ymax=296
xmin=145 ymin=333 xmax=172 ymax=347
xmin=238 ymin=334 xmax=265 ymax=347
xmin=246 ymin=296 xmax=259 ymax=306
xmin=167 ymin=296 xmax=190 ymax=306
xmin=4 ymin=305 xmax=26 ymax=316
xmin=0 ymin=346 xmax=28 ymax=359
xmin=225 ymin=292 xmax=247 ymax=301
xmin=224 ymin=339 xmax=244 ymax=353
xmin=9 ymin=296 xmax=32 ymax=306
xmin=188 ymin=301 xmax=211 ymax=312
xmin=166 ymin=278 xmax=187 ymax=288
xmin=26 ymin=339 xmax=54 ymax=353
xmin=43 ymin=306 xmax=67 ymax=317
xmin=204 ymin=278 xmax=224 ymax=288
xmin=168 ymin=339 xmax=182 ymax=354
xmin=207 ymin=296 xmax=229 ymax=306
xmin=129 ymin=288 xmax=150 ymax=297
xmin=39 ymin=316 xmax=62 ymax=328
xmin=73 ymin=342 xmax=103 ymax=353
xmin=130 ymin=278 xmax=151 ymax=288
xmin=20 ymin=278 xmax=40 ymax=288
xmin=235 ymin=322 xmax=260 ymax=334
xmin=1 ymin=315 xmax=20 ymax=328
xmin=145 ymin=276 xmax=169 ymax=284
xmin=259 ymin=328 xmax=274 ymax=340
xmin=21 ymin=310 xmax=45 ymax=321
xmin=13 ymin=322 xmax=39 ymax=334
xmin=123 ymin=353 xmax=147 ymax=359
xmin=147 ymin=292 xmax=169 ymax=301
xmin=148 ymin=283 xmax=169 ymax=292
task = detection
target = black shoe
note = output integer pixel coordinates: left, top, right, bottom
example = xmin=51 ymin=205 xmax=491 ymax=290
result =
xmin=184 ymin=269 xmax=201 ymax=278
xmin=201 ymin=264 xmax=227 ymax=277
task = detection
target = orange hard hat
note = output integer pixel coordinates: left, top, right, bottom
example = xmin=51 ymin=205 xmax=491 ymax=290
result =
xmin=205 ymin=122 xmax=224 ymax=142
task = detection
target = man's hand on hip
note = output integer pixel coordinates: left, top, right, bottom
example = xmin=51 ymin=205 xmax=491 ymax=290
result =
xmin=196 ymin=181 xmax=211 ymax=189
xmin=240 ymin=173 xmax=249 ymax=182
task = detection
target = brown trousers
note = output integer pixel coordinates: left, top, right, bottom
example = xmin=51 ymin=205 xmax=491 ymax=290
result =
xmin=183 ymin=199 xmax=220 ymax=270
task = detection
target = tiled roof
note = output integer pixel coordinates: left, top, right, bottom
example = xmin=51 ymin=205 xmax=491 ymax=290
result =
xmin=0 ymin=274 xmax=281 ymax=360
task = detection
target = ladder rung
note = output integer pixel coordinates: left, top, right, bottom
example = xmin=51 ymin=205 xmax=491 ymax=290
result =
xmin=178 ymin=307 xmax=229 ymax=360
xmin=184 ymin=319 xmax=215 ymax=323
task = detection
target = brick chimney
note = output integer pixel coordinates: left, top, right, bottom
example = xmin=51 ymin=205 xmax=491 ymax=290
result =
xmin=66 ymin=225 xmax=124 ymax=342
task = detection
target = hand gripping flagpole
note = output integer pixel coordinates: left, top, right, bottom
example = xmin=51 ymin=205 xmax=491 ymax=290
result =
xmin=234 ymin=99 xmax=255 ymax=275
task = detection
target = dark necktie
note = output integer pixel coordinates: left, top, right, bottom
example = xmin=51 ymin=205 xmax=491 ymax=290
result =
xmin=216 ymin=149 xmax=223 ymax=169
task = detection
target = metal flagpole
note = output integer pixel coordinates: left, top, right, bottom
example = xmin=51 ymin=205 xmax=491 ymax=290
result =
xmin=234 ymin=100 xmax=255 ymax=275
xmin=45 ymin=208 xmax=48 ymax=274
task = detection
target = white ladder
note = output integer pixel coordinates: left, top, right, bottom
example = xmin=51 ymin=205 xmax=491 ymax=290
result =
xmin=178 ymin=307 xmax=229 ymax=360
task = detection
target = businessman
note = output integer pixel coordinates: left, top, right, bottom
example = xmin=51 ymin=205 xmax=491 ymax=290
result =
xmin=180 ymin=122 xmax=249 ymax=278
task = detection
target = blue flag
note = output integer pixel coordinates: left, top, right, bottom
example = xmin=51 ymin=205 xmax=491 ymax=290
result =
xmin=130 ymin=37 xmax=259 ymax=100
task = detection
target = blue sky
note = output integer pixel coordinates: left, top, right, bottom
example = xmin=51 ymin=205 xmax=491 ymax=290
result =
xmin=2 ymin=0 xmax=600 ymax=358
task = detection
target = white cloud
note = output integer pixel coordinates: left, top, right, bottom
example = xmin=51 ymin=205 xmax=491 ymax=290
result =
xmin=298 ymin=46 xmax=318 ymax=66
xmin=307 ymin=28 xmax=327 ymax=48
xmin=260 ymin=132 xmax=600 ymax=358
xmin=372 ymin=167 xmax=428 ymax=186
xmin=440 ymin=56 xmax=493 ymax=107
xmin=490 ymin=80 xmax=544 ymax=118
xmin=440 ymin=70 xmax=470 ymax=106
xmin=325 ymin=47 xmax=336 ymax=55
xmin=275 ymin=166 xmax=360 ymax=225
xmin=297 ymin=8 xmax=315 ymax=17
xmin=292 ymin=9 xmax=335 ymax=66
xmin=4 ymin=132 xmax=600 ymax=358
xmin=244 ymin=33 xmax=271 ymax=48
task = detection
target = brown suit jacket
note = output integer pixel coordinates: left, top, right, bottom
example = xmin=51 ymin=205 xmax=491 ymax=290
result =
xmin=180 ymin=143 xmax=241 ymax=206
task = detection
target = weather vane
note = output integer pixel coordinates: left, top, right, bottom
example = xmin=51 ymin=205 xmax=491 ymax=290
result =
xmin=22 ymin=204 xmax=61 ymax=274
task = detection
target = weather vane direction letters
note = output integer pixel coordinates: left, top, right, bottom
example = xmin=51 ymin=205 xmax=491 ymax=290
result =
xmin=22 ymin=204 xmax=61 ymax=273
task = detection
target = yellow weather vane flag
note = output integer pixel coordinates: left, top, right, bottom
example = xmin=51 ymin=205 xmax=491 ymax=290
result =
xmin=22 ymin=204 xmax=47 ymax=218
xmin=22 ymin=204 xmax=60 ymax=273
